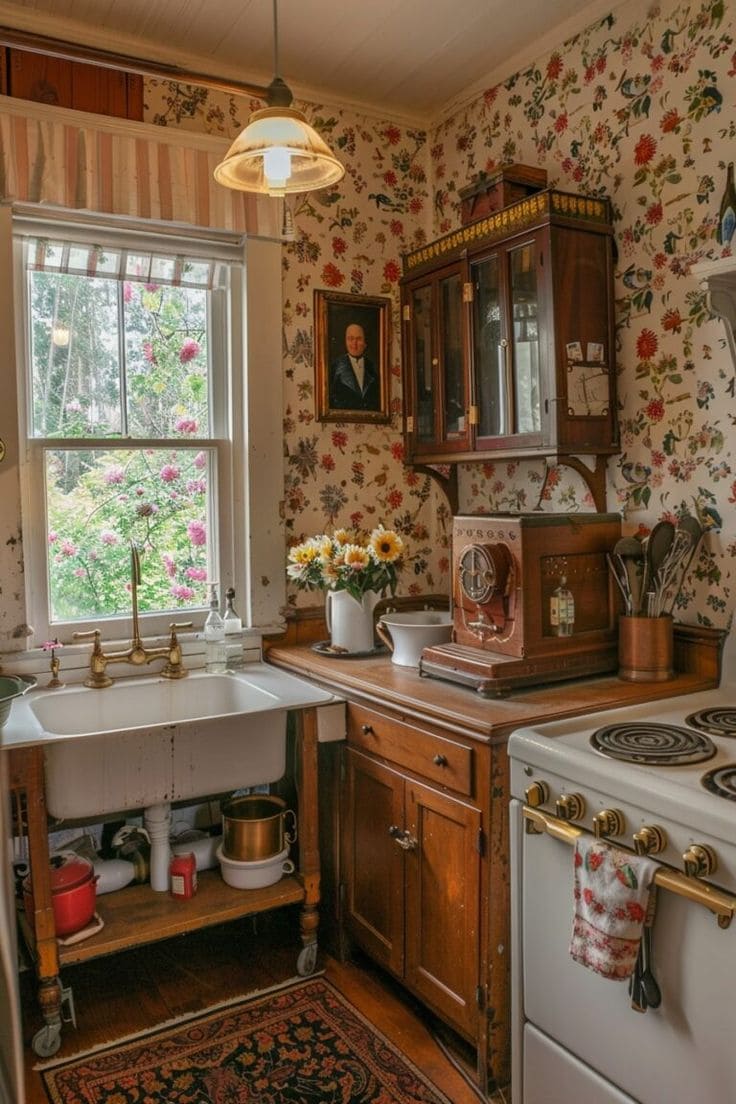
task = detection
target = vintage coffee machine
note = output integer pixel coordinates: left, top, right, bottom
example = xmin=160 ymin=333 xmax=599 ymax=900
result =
xmin=420 ymin=512 xmax=621 ymax=695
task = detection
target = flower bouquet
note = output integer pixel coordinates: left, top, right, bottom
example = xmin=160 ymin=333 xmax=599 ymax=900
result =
xmin=287 ymin=526 xmax=404 ymax=603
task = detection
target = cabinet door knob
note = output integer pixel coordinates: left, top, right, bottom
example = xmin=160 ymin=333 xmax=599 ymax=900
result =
xmin=432 ymin=753 xmax=448 ymax=766
xmin=361 ymin=724 xmax=374 ymax=735
xmin=388 ymin=825 xmax=418 ymax=851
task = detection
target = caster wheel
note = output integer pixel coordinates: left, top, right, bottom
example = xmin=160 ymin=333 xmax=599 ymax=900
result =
xmin=33 ymin=1023 xmax=62 ymax=1058
xmin=296 ymin=943 xmax=318 ymax=977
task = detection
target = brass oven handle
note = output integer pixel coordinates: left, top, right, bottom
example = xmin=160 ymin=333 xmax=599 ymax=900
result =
xmin=523 ymin=806 xmax=735 ymax=930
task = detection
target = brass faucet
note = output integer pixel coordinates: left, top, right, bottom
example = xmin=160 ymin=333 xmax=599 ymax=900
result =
xmin=74 ymin=542 xmax=192 ymax=688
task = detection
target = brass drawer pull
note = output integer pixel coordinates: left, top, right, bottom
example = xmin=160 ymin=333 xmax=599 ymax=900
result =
xmin=433 ymin=753 xmax=448 ymax=767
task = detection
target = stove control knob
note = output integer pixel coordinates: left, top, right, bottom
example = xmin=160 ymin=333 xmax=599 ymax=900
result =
xmin=633 ymin=825 xmax=667 ymax=856
xmin=593 ymin=809 xmax=626 ymax=839
xmin=525 ymin=781 xmax=550 ymax=808
xmin=682 ymin=844 xmax=718 ymax=879
xmin=556 ymin=792 xmax=586 ymax=821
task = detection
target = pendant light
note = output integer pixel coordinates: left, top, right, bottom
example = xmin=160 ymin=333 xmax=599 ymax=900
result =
xmin=214 ymin=0 xmax=345 ymax=197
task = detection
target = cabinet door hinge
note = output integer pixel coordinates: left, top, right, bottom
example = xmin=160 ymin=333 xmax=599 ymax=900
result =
xmin=463 ymin=281 xmax=474 ymax=303
xmin=402 ymin=303 xmax=411 ymax=322
xmin=406 ymin=415 xmax=415 ymax=434
xmin=467 ymin=405 xmax=479 ymax=426
xmin=476 ymin=984 xmax=486 ymax=1010
xmin=476 ymin=827 xmax=486 ymax=856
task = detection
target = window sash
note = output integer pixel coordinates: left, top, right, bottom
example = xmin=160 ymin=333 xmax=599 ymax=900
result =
xmin=15 ymin=223 xmax=239 ymax=643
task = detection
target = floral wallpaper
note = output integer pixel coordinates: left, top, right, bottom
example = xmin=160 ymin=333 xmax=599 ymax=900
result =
xmin=143 ymin=0 xmax=735 ymax=629
xmin=144 ymin=81 xmax=453 ymax=606
xmin=431 ymin=0 xmax=735 ymax=627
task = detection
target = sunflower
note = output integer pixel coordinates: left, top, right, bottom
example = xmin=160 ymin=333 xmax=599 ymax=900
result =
xmin=287 ymin=539 xmax=320 ymax=565
xmin=368 ymin=527 xmax=404 ymax=564
xmin=342 ymin=544 xmax=371 ymax=571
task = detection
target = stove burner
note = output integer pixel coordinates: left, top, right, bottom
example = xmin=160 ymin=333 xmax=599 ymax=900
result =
xmin=686 ymin=706 xmax=736 ymax=738
xmin=591 ymin=722 xmax=717 ymax=765
xmin=702 ymin=763 xmax=736 ymax=800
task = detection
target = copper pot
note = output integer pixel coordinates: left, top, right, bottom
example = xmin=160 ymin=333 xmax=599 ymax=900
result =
xmin=221 ymin=795 xmax=297 ymax=862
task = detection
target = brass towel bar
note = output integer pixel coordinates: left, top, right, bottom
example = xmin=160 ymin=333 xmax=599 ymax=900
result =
xmin=523 ymin=805 xmax=735 ymax=930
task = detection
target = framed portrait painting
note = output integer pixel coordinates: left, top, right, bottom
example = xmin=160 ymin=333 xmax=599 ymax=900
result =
xmin=314 ymin=289 xmax=391 ymax=423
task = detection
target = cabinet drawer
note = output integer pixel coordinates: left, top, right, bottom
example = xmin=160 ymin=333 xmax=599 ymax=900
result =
xmin=347 ymin=704 xmax=473 ymax=796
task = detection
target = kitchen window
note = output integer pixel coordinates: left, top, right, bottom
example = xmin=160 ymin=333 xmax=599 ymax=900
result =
xmin=10 ymin=209 xmax=284 ymax=645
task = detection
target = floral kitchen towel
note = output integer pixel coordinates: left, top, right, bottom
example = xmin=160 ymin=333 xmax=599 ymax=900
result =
xmin=569 ymin=837 xmax=657 ymax=980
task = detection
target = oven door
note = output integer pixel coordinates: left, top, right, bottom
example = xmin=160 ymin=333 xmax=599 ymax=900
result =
xmin=511 ymin=798 xmax=736 ymax=1104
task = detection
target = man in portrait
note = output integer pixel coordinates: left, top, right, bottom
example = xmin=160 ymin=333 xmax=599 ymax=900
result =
xmin=329 ymin=322 xmax=381 ymax=411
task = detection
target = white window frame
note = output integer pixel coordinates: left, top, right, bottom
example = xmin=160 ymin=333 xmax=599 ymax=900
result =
xmin=7 ymin=205 xmax=285 ymax=647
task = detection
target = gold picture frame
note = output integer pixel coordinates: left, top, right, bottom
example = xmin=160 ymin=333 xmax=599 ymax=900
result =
xmin=314 ymin=289 xmax=391 ymax=423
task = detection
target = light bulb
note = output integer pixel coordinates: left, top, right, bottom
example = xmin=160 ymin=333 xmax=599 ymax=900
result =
xmin=263 ymin=146 xmax=292 ymax=196
xmin=52 ymin=324 xmax=70 ymax=347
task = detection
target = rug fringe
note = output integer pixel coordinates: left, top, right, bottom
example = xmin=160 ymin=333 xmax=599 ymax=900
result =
xmin=33 ymin=970 xmax=324 ymax=1071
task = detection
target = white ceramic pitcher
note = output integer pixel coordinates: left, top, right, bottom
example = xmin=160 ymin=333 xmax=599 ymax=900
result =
xmin=325 ymin=589 xmax=379 ymax=653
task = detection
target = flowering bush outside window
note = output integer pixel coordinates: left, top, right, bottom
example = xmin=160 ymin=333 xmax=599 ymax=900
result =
xmin=22 ymin=233 xmax=231 ymax=629
xmin=287 ymin=527 xmax=404 ymax=603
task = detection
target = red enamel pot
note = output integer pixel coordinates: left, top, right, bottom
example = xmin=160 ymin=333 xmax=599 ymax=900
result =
xmin=23 ymin=852 xmax=97 ymax=937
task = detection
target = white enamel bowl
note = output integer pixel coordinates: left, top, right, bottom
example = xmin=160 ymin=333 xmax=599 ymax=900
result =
xmin=376 ymin=610 xmax=453 ymax=667
xmin=216 ymin=845 xmax=295 ymax=890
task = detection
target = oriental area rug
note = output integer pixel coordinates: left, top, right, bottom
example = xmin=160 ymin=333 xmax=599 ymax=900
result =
xmin=41 ymin=976 xmax=453 ymax=1104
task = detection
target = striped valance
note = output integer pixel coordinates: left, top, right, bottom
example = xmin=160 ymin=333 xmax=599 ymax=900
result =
xmin=0 ymin=96 xmax=279 ymax=237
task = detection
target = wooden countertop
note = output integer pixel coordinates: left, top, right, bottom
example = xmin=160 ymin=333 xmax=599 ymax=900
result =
xmin=267 ymin=643 xmax=720 ymax=744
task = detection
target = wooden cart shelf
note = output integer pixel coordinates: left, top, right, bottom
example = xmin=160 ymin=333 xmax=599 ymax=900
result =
xmin=18 ymin=871 xmax=306 ymax=968
xmin=7 ymin=706 xmax=321 ymax=1057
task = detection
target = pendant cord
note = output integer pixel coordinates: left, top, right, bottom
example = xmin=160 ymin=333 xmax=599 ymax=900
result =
xmin=272 ymin=0 xmax=280 ymax=78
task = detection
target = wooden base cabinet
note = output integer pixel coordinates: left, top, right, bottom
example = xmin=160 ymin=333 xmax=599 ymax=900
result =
xmin=341 ymin=703 xmax=495 ymax=1089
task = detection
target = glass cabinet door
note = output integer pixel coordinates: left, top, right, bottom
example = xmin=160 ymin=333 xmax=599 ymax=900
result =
xmin=438 ymin=271 xmax=466 ymax=440
xmin=410 ymin=283 xmax=435 ymax=443
xmin=509 ymin=242 xmax=541 ymax=434
xmin=471 ymin=253 xmax=507 ymax=438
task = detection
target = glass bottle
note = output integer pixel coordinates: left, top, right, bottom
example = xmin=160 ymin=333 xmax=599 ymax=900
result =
xmin=223 ymin=587 xmax=242 ymax=634
xmin=204 ymin=583 xmax=227 ymax=673
xmin=718 ymin=162 xmax=736 ymax=246
xmin=223 ymin=586 xmax=244 ymax=670
xmin=550 ymin=576 xmax=575 ymax=637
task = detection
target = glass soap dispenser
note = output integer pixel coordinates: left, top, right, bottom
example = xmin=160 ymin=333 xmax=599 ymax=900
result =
xmin=204 ymin=583 xmax=227 ymax=673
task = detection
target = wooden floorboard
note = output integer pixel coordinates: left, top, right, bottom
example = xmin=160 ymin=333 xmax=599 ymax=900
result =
xmin=19 ymin=905 xmax=507 ymax=1103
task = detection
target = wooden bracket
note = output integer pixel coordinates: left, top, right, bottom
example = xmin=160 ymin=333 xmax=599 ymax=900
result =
xmin=411 ymin=463 xmax=459 ymax=515
xmin=547 ymin=454 xmax=609 ymax=512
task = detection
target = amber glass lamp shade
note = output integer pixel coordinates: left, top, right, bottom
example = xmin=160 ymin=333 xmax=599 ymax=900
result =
xmin=213 ymin=105 xmax=345 ymax=197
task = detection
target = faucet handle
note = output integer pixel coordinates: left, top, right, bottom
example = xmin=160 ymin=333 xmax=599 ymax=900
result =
xmin=168 ymin=622 xmax=193 ymax=634
xmin=161 ymin=622 xmax=192 ymax=680
xmin=73 ymin=630 xmax=112 ymax=688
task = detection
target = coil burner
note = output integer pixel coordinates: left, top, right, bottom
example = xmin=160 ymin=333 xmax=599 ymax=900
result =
xmin=685 ymin=707 xmax=736 ymax=738
xmin=701 ymin=763 xmax=736 ymax=801
xmin=590 ymin=722 xmax=717 ymax=765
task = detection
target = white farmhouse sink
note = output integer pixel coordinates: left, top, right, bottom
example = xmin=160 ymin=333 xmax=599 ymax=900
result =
xmin=30 ymin=673 xmax=280 ymax=737
xmin=16 ymin=666 xmax=336 ymax=819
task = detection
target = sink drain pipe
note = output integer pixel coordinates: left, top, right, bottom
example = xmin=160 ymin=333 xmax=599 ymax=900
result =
xmin=144 ymin=803 xmax=172 ymax=891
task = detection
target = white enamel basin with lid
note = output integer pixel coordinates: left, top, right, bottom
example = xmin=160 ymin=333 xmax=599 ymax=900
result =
xmin=10 ymin=666 xmax=336 ymax=819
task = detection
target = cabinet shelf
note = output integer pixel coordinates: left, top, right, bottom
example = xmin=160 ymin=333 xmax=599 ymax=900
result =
xmin=18 ymin=871 xmax=306 ymax=968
